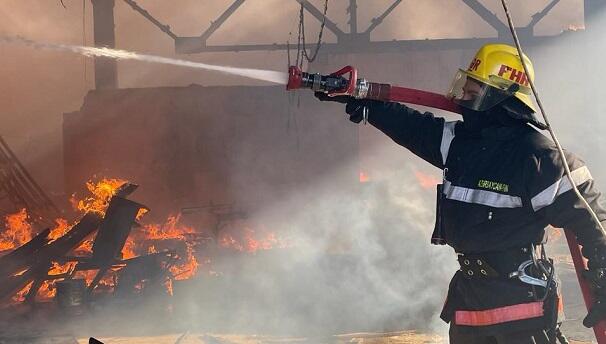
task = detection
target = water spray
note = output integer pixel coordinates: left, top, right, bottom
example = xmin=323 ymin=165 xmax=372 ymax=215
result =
xmin=0 ymin=36 xmax=288 ymax=85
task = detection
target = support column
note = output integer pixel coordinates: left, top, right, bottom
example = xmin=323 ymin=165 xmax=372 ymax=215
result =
xmin=348 ymin=0 xmax=357 ymax=34
xmin=584 ymin=0 xmax=605 ymax=32
xmin=92 ymin=0 xmax=118 ymax=90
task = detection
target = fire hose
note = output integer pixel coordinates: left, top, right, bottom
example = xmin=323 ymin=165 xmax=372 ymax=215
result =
xmin=286 ymin=9 xmax=606 ymax=340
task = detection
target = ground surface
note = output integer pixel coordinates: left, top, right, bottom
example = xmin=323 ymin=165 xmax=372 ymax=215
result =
xmin=1 ymin=332 xmax=592 ymax=344
xmin=77 ymin=332 xmax=592 ymax=344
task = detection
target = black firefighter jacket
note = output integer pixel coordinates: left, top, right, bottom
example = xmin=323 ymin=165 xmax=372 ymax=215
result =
xmin=363 ymin=100 xmax=606 ymax=335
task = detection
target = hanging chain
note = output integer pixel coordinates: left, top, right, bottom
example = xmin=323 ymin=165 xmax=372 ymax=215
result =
xmin=297 ymin=0 xmax=329 ymax=68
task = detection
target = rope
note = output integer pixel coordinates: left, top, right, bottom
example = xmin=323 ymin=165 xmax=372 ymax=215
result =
xmin=499 ymin=0 xmax=606 ymax=237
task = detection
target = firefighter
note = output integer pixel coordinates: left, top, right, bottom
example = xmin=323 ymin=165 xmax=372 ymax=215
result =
xmin=316 ymin=44 xmax=606 ymax=343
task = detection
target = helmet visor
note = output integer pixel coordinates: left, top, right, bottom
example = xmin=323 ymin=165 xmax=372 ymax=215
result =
xmin=446 ymin=70 xmax=518 ymax=111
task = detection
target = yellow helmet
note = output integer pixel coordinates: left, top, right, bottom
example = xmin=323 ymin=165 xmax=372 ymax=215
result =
xmin=447 ymin=43 xmax=536 ymax=113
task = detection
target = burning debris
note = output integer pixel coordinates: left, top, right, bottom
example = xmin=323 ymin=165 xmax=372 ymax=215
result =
xmin=0 ymin=177 xmax=291 ymax=311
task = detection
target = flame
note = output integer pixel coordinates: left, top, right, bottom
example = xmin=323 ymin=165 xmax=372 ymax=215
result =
xmin=0 ymin=209 xmax=33 ymax=251
xmin=359 ymin=171 xmax=370 ymax=183
xmin=139 ymin=214 xmax=199 ymax=280
xmin=70 ymin=178 xmax=127 ymax=215
xmin=170 ymin=243 xmax=199 ymax=280
xmin=122 ymin=237 xmax=137 ymax=259
xmin=12 ymin=281 xmax=33 ymax=303
xmin=165 ymin=279 xmax=174 ymax=296
xmin=220 ymin=227 xmax=291 ymax=254
xmin=49 ymin=218 xmax=70 ymax=241
xmin=414 ymin=170 xmax=440 ymax=189
xmin=142 ymin=214 xmax=195 ymax=240
xmin=136 ymin=208 xmax=149 ymax=220
xmin=68 ymin=269 xmax=118 ymax=293
xmin=74 ymin=238 xmax=94 ymax=255
xmin=36 ymin=261 xmax=78 ymax=300
xmin=3 ymin=176 xmax=300 ymax=303
xmin=48 ymin=261 xmax=76 ymax=276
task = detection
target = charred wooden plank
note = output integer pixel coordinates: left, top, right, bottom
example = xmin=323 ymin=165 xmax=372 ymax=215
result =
xmin=0 ymin=269 xmax=38 ymax=303
xmin=0 ymin=228 xmax=50 ymax=278
xmin=24 ymin=276 xmax=45 ymax=303
xmin=114 ymin=182 xmax=139 ymax=198
xmin=0 ymin=213 xmax=102 ymax=302
xmin=85 ymin=197 xmax=146 ymax=292
xmin=44 ymin=212 xmax=102 ymax=257
xmin=91 ymin=196 xmax=145 ymax=264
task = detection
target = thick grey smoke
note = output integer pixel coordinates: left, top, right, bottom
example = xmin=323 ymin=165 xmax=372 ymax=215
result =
xmin=170 ymin=143 xmax=456 ymax=336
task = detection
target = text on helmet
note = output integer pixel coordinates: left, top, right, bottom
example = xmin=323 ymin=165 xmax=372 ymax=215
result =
xmin=497 ymin=65 xmax=530 ymax=87
xmin=468 ymin=58 xmax=482 ymax=71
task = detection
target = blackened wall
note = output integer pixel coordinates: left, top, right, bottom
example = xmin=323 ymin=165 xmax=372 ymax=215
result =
xmin=63 ymin=85 xmax=358 ymax=219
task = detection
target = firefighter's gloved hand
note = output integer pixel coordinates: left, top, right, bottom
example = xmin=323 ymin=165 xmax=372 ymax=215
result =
xmin=345 ymin=100 xmax=373 ymax=124
xmin=314 ymin=92 xmax=352 ymax=104
xmin=582 ymin=267 xmax=606 ymax=327
xmin=314 ymin=92 xmax=370 ymax=124
xmin=583 ymin=297 xmax=606 ymax=328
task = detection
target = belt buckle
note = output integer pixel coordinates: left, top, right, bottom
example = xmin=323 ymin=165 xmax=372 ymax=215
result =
xmin=508 ymin=260 xmax=548 ymax=288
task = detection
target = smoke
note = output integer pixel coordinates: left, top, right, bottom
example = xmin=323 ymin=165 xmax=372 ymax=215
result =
xmin=168 ymin=141 xmax=455 ymax=336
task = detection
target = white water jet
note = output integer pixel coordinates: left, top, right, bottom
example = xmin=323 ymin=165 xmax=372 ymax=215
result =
xmin=1 ymin=36 xmax=288 ymax=85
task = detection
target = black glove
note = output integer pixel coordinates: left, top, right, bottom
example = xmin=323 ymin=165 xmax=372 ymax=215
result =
xmin=314 ymin=91 xmax=351 ymax=104
xmin=582 ymin=250 xmax=606 ymax=327
xmin=314 ymin=92 xmax=372 ymax=124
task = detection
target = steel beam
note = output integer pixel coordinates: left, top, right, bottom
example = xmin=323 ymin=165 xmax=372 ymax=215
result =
xmin=585 ymin=0 xmax=606 ymax=30
xmin=294 ymin=0 xmax=345 ymax=38
xmin=177 ymin=32 xmax=566 ymax=55
xmin=461 ymin=0 xmax=508 ymax=36
xmin=527 ymin=0 xmax=560 ymax=29
xmin=200 ymin=0 xmax=246 ymax=41
xmin=122 ymin=0 xmax=177 ymax=40
xmin=365 ymin=0 xmax=402 ymax=34
xmin=92 ymin=0 xmax=118 ymax=90
xmin=118 ymin=0 xmax=575 ymax=58
xmin=348 ymin=0 xmax=358 ymax=34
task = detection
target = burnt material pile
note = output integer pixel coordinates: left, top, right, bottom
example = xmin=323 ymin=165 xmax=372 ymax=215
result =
xmin=0 ymin=181 xmax=197 ymax=311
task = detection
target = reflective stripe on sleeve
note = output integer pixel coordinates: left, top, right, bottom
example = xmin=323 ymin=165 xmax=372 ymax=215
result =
xmin=531 ymin=166 xmax=593 ymax=212
xmin=444 ymin=180 xmax=523 ymax=208
xmin=440 ymin=121 xmax=457 ymax=165
xmin=454 ymin=301 xmax=544 ymax=326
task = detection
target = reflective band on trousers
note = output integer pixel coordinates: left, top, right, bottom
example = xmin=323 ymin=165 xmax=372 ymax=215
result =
xmin=444 ymin=180 xmax=523 ymax=208
xmin=531 ymin=166 xmax=593 ymax=212
xmin=455 ymin=301 xmax=544 ymax=326
xmin=440 ymin=121 xmax=457 ymax=165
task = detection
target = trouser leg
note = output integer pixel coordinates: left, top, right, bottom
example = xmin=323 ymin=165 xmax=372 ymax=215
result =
xmin=449 ymin=324 xmax=495 ymax=344
xmin=449 ymin=324 xmax=552 ymax=344
xmin=494 ymin=329 xmax=551 ymax=344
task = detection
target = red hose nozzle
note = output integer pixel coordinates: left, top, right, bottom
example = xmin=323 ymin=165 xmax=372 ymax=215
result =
xmin=286 ymin=66 xmax=303 ymax=90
